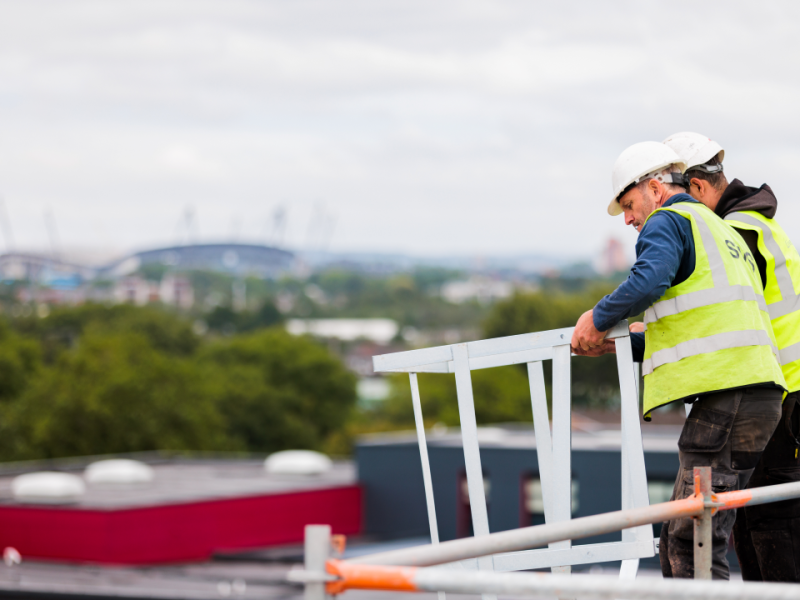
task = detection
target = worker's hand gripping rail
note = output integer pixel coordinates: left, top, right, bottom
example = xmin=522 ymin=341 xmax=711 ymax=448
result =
xmin=290 ymin=469 xmax=800 ymax=598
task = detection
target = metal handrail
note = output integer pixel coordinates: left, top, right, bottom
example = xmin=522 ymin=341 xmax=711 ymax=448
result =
xmin=322 ymin=566 xmax=800 ymax=599
xmin=339 ymin=478 xmax=800 ymax=568
xmin=290 ymin=469 xmax=800 ymax=598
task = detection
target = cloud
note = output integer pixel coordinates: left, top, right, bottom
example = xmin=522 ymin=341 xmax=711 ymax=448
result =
xmin=0 ymin=0 xmax=798 ymax=256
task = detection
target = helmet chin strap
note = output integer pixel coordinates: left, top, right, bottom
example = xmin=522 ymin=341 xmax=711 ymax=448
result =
xmin=617 ymin=168 xmax=688 ymax=201
xmin=688 ymin=163 xmax=724 ymax=175
xmin=651 ymin=171 xmax=690 ymax=190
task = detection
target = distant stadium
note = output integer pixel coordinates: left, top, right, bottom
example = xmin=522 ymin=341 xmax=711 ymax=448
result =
xmin=1 ymin=243 xmax=296 ymax=283
xmin=105 ymin=243 xmax=295 ymax=278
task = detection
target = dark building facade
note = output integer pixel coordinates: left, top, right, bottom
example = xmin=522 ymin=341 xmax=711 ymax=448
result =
xmin=356 ymin=425 xmax=739 ymax=570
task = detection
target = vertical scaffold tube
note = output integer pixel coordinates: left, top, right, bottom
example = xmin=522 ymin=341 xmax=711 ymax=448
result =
xmin=693 ymin=467 xmax=712 ymax=580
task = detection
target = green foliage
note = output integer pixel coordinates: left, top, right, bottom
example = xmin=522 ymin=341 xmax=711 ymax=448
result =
xmin=12 ymin=303 xmax=199 ymax=361
xmin=299 ymin=267 xmax=486 ymax=329
xmin=375 ymin=367 xmax=532 ymax=428
xmin=205 ymin=301 xmax=282 ymax=334
xmin=199 ymin=330 xmax=357 ymax=453
xmin=483 ymin=291 xmax=591 ymax=337
xmin=137 ymin=263 xmax=169 ymax=282
xmin=483 ymin=287 xmax=625 ymax=408
xmin=1 ymin=330 xmax=232 ymax=459
xmin=0 ymin=305 xmax=356 ymax=461
xmin=0 ymin=269 xmax=641 ymax=460
xmin=0 ymin=322 xmax=41 ymax=403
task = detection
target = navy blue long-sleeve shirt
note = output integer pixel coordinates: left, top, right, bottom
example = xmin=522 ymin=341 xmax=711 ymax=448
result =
xmin=593 ymin=194 xmax=699 ymax=362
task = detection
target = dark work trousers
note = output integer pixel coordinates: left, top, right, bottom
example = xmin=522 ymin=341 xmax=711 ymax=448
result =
xmin=659 ymin=386 xmax=783 ymax=580
xmin=733 ymin=391 xmax=800 ymax=582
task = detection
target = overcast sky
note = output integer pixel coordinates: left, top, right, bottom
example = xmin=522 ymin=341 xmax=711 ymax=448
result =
xmin=1 ymin=1 xmax=799 ymax=260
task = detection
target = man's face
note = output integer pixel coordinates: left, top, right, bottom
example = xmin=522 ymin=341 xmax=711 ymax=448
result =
xmin=619 ymin=185 xmax=657 ymax=232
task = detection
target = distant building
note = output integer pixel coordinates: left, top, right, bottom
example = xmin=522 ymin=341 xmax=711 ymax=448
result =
xmin=355 ymin=420 xmax=748 ymax=570
xmin=1 ymin=244 xmax=293 ymax=285
xmin=113 ymin=277 xmax=158 ymax=306
xmin=357 ymin=378 xmax=391 ymax=405
xmin=286 ymin=319 xmax=399 ymax=344
xmin=159 ymin=274 xmax=195 ymax=309
xmin=0 ymin=456 xmax=359 ymax=565
xmin=440 ymin=276 xmax=515 ymax=304
xmin=104 ymin=243 xmax=295 ymax=279
xmin=0 ymin=253 xmax=94 ymax=285
xmin=0 ymin=242 xmax=291 ymax=309
xmin=595 ymin=237 xmax=630 ymax=275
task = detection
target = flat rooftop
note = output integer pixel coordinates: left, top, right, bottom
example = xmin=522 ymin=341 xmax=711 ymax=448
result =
xmin=0 ymin=456 xmax=356 ymax=509
xmin=358 ymin=409 xmax=686 ymax=454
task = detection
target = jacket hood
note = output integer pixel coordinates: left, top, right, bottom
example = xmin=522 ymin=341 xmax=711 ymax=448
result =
xmin=715 ymin=178 xmax=777 ymax=219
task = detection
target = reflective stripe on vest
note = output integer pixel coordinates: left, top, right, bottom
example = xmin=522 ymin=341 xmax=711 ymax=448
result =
xmin=726 ymin=211 xmax=800 ymax=320
xmin=644 ymin=203 xmax=772 ymax=371
xmin=724 ymin=210 xmax=800 ymax=393
xmin=783 ymin=341 xmax=800 ymax=365
xmin=642 ymin=329 xmax=778 ymax=376
xmin=645 ymin=285 xmax=767 ymax=324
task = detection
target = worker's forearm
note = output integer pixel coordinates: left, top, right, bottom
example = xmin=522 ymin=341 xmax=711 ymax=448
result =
xmin=592 ymin=259 xmax=673 ymax=331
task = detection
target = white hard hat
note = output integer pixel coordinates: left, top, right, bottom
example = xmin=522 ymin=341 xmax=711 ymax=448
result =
xmin=608 ymin=142 xmax=687 ymax=216
xmin=662 ymin=132 xmax=725 ymax=170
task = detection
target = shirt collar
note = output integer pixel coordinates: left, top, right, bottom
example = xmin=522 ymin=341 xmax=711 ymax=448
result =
xmin=662 ymin=193 xmax=698 ymax=209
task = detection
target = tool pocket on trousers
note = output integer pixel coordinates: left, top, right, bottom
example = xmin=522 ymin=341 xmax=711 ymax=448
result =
xmin=678 ymin=406 xmax=736 ymax=453
xmin=710 ymin=471 xmax=738 ymax=543
xmin=669 ymin=469 xmax=737 ymax=542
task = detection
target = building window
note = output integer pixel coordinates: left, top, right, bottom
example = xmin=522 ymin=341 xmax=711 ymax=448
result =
xmin=647 ymin=480 xmax=675 ymax=537
xmin=522 ymin=475 xmax=579 ymax=527
xmin=457 ymin=471 xmax=490 ymax=538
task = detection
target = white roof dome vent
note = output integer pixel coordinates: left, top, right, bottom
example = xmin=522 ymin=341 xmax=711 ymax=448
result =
xmin=264 ymin=450 xmax=332 ymax=476
xmin=85 ymin=459 xmax=154 ymax=485
xmin=12 ymin=472 xmax=85 ymax=504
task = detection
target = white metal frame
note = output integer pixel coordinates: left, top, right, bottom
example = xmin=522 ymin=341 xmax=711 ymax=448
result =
xmin=372 ymin=320 xmax=654 ymax=578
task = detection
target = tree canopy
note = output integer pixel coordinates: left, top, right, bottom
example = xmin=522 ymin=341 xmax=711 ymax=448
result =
xmin=0 ymin=304 xmax=356 ymax=461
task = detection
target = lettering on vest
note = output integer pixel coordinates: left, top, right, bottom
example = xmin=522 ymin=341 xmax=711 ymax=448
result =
xmin=724 ymin=239 xmax=756 ymax=274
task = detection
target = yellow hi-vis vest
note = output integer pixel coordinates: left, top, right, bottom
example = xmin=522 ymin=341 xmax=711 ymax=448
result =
xmin=724 ymin=210 xmax=800 ymax=393
xmin=642 ymin=202 xmax=786 ymax=419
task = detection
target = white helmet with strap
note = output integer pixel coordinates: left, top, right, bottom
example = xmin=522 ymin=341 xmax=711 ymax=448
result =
xmin=662 ymin=131 xmax=725 ymax=172
xmin=608 ymin=141 xmax=688 ymax=216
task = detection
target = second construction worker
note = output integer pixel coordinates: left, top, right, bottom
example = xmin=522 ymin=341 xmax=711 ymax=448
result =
xmin=664 ymin=132 xmax=800 ymax=582
xmin=571 ymin=141 xmax=787 ymax=579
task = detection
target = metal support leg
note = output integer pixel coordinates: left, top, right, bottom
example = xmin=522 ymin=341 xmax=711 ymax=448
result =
xmin=550 ymin=344 xmax=572 ymax=575
xmin=409 ymin=373 xmax=446 ymax=600
xmin=615 ymin=338 xmax=652 ymax=581
xmin=528 ymin=361 xmax=554 ymax=518
xmin=693 ymin=467 xmax=712 ymax=580
xmin=305 ymin=525 xmax=331 ymax=600
xmin=452 ymin=344 xmax=496 ymax=600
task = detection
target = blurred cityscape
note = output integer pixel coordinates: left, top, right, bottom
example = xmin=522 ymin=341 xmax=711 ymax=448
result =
xmin=0 ymin=231 xmax=680 ymax=595
xmin=0 ymin=232 xmax=632 ymax=410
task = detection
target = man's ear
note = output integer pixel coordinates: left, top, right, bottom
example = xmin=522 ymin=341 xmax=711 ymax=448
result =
xmin=648 ymin=178 xmax=667 ymax=205
xmin=689 ymin=177 xmax=705 ymax=198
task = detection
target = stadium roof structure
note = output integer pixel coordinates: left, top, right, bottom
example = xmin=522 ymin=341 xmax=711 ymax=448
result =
xmin=102 ymin=243 xmax=295 ymax=279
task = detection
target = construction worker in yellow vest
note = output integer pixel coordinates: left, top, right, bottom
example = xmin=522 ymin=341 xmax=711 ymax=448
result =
xmin=571 ymin=141 xmax=787 ymax=580
xmin=664 ymin=132 xmax=800 ymax=582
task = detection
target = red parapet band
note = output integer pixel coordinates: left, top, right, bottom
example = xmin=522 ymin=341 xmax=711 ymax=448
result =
xmin=326 ymin=559 xmax=419 ymax=595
